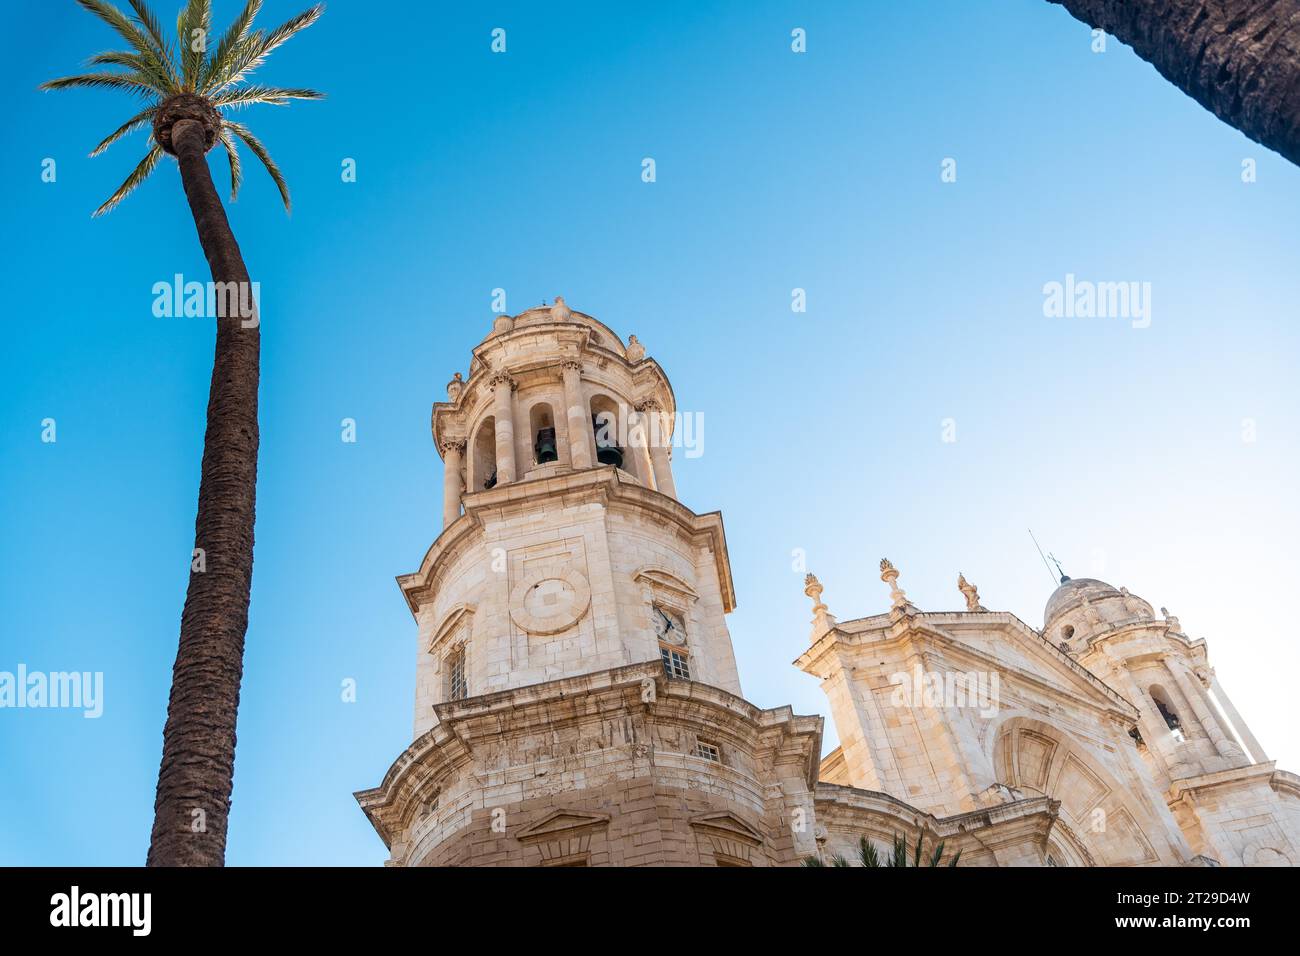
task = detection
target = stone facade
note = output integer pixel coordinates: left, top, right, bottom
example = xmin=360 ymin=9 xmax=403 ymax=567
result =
xmin=356 ymin=304 xmax=1299 ymax=867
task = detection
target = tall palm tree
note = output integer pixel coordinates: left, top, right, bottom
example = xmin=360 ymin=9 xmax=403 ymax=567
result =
xmin=41 ymin=0 xmax=324 ymax=866
xmin=1048 ymin=0 xmax=1300 ymax=167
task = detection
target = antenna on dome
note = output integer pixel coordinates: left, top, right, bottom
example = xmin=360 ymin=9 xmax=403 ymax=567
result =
xmin=1028 ymin=529 xmax=1062 ymax=585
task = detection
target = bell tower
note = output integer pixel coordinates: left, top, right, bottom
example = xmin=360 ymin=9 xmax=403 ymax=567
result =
xmin=1044 ymin=576 xmax=1256 ymax=783
xmin=395 ymin=301 xmax=741 ymax=737
xmin=357 ymin=300 xmax=825 ymax=868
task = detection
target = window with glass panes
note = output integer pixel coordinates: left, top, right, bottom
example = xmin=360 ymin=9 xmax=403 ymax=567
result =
xmin=447 ymin=647 xmax=467 ymax=701
xmin=660 ymin=645 xmax=690 ymax=679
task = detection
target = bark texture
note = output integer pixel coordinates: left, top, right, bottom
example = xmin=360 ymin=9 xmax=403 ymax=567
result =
xmin=147 ymin=116 xmax=260 ymax=866
xmin=1049 ymin=0 xmax=1300 ymax=166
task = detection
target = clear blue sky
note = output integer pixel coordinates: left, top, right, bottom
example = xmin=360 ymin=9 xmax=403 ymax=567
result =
xmin=2 ymin=1 xmax=1298 ymax=866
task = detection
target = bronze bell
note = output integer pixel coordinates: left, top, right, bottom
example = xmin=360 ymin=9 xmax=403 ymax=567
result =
xmin=595 ymin=441 xmax=623 ymax=468
xmin=535 ymin=427 xmax=558 ymax=464
xmin=593 ymin=414 xmax=623 ymax=468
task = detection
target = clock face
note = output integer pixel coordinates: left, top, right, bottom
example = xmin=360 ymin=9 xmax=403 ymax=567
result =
xmin=654 ymin=606 xmax=686 ymax=644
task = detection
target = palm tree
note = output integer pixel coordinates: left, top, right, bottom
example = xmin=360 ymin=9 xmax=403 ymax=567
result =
xmin=1047 ymin=0 xmax=1300 ymax=167
xmin=41 ymin=0 xmax=324 ymax=866
xmin=802 ymin=833 xmax=961 ymax=867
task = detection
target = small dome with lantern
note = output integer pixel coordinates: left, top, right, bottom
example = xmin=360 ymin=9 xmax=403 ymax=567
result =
xmin=1044 ymin=574 xmax=1155 ymax=649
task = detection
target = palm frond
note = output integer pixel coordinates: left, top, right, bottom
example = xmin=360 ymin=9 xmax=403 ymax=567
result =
xmin=223 ymin=119 xmax=289 ymax=211
xmin=75 ymin=0 xmax=161 ymax=63
xmin=211 ymin=85 xmax=322 ymax=109
xmin=201 ymin=0 xmax=262 ymax=91
xmin=948 ymin=849 xmax=962 ymax=867
xmin=261 ymin=4 xmax=325 ymax=58
xmin=126 ymin=0 xmax=174 ymax=66
xmin=217 ymin=127 xmax=242 ymax=201
xmin=89 ymin=105 xmax=160 ymax=156
xmin=209 ymin=3 xmax=323 ymax=92
xmin=829 ymin=853 xmax=851 ymax=867
xmin=179 ymin=0 xmax=212 ymax=91
xmin=857 ymin=835 xmax=881 ymax=867
xmin=928 ymin=840 xmax=946 ymax=868
xmin=93 ymin=142 xmax=163 ymax=216
xmin=800 ymin=855 xmax=825 ymax=868
xmin=86 ymin=50 xmax=175 ymax=93
xmin=888 ymin=833 xmax=908 ymax=867
xmin=204 ymin=30 xmax=262 ymax=92
xmin=39 ymin=71 xmax=161 ymax=96
xmin=913 ymin=833 xmax=924 ymax=868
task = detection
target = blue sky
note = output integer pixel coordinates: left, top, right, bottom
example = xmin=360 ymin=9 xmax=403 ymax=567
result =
xmin=2 ymin=0 xmax=1298 ymax=866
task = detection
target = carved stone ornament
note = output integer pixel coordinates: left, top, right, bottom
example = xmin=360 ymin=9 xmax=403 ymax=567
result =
xmin=509 ymin=568 xmax=592 ymax=635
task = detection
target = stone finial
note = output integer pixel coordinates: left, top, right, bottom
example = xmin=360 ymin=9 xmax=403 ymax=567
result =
xmin=446 ymin=371 xmax=464 ymax=401
xmin=879 ymin=558 xmax=916 ymax=614
xmin=492 ymin=313 xmax=514 ymax=335
xmin=804 ymin=573 xmax=837 ymax=638
xmin=550 ymin=295 xmax=572 ymax=323
xmin=1160 ymin=606 xmax=1182 ymax=634
xmin=957 ymin=572 xmax=986 ymax=612
xmin=626 ymin=334 xmax=646 ymax=363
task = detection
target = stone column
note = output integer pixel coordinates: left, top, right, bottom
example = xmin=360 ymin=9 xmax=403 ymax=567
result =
xmin=561 ymin=360 xmax=593 ymax=470
xmin=1101 ymin=656 xmax=1192 ymax=779
xmin=440 ymin=439 xmax=465 ymax=528
xmin=490 ymin=371 xmax=517 ymax=484
xmin=639 ymin=399 xmax=676 ymax=498
xmin=627 ymin=408 xmax=655 ymax=489
xmin=1167 ymin=658 xmax=1242 ymax=762
xmin=1210 ymin=675 xmax=1267 ymax=763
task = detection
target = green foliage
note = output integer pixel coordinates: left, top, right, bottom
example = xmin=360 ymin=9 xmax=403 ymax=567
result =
xmin=802 ymin=832 xmax=963 ymax=868
xmin=39 ymin=0 xmax=324 ymax=215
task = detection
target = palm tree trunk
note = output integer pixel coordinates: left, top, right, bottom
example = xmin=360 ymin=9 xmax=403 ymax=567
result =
xmin=147 ymin=117 xmax=259 ymax=867
xmin=1048 ymin=0 xmax=1300 ymax=167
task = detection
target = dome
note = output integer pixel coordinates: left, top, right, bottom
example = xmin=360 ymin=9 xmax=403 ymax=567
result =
xmin=1043 ymin=577 xmax=1123 ymax=626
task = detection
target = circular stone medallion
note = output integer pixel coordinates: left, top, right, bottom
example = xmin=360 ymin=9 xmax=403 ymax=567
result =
xmin=509 ymin=569 xmax=592 ymax=635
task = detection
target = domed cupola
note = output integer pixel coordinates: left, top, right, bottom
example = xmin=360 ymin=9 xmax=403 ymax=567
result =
xmin=1044 ymin=575 xmax=1155 ymax=651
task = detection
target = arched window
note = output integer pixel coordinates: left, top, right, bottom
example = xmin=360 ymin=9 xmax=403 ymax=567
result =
xmin=471 ymin=417 xmax=497 ymax=490
xmin=589 ymin=395 xmax=624 ymax=470
xmin=529 ymin=402 xmax=557 ymax=464
xmin=1150 ymin=685 xmax=1184 ymax=742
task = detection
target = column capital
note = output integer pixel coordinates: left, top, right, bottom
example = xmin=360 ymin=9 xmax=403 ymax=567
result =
xmin=439 ymin=438 xmax=466 ymax=455
xmin=489 ymin=370 xmax=517 ymax=391
xmin=634 ymin=397 xmax=662 ymax=413
xmin=560 ymin=358 xmax=583 ymax=374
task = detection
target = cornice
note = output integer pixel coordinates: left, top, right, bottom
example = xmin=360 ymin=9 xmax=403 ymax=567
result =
xmin=794 ymin=609 xmax=1136 ymax=720
xmin=396 ymin=466 xmax=735 ymax=616
xmin=1166 ymin=761 xmax=1279 ymax=806
xmin=813 ymin=783 xmax=1059 ymax=844
xmin=353 ymin=661 xmax=824 ymax=849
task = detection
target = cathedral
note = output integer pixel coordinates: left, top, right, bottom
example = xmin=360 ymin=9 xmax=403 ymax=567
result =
xmin=354 ymin=303 xmax=1300 ymax=866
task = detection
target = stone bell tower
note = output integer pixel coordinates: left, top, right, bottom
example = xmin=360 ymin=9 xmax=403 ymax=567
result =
xmin=356 ymin=301 xmax=822 ymax=867
xmin=1047 ymin=575 xmax=1298 ymax=865
xmin=399 ymin=300 xmax=741 ymax=738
